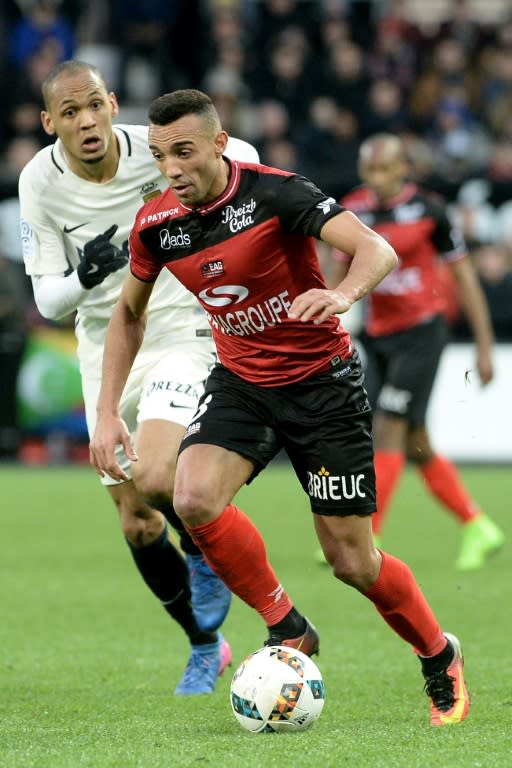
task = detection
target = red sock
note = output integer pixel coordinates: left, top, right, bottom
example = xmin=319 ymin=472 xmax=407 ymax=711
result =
xmin=186 ymin=504 xmax=293 ymax=626
xmin=419 ymin=454 xmax=480 ymax=524
xmin=364 ymin=551 xmax=446 ymax=656
xmin=372 ymin=451 xmax=405 ymax=535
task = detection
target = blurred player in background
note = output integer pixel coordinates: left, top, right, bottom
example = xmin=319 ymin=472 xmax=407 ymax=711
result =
xmin=326 ymin=133 xmax=504 ymax=571
xmin=18 ymin=61 xmax=260 ymax=694
xmin=91 ymin=89 xmax=470 ymax=727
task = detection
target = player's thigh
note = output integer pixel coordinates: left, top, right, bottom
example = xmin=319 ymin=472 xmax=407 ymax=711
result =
xmin=372 ymin=406 xmax=409 ymax=451
xmin=136 ymin=340 xmax=216 ymax=429
xmin=133 ymin=419 xmax=185 ymax=494
xmin=356 ymin=333 xmax=383 ymax=410
xmin=132 ymin=341 xmax=216 ymax=490
xmin=82 ymin=372 xmax=142 ymax=486
xmin=174 ymin=442 xmax=255 ymax=524
xmin=282 ymin=357 xmax=376 ymax=518
xmin=375 ymin=316 xmax=448 ymax=422
xmin=174 ymin=365 xmax=281 ymax=519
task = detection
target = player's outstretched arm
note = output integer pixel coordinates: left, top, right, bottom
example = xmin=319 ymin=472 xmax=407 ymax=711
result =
xmin=90 ymin=272 xmax=154 ymax=480
xmin=288 ymin=211 xmax=397 ymax=324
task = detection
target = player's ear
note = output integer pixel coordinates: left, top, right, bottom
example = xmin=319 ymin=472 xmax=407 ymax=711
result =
xmin=109 ymin=91 xmax=119 ymax=117
xmin=214 ymin=130 xmax=229 ymax=158
xmin=41 ymin=110 xmax=56 ymax=136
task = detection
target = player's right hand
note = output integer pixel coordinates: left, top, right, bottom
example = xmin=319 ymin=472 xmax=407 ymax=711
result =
xmin=77 ymin=224 xmax=128 ymax=289
xmin=89 ymin=413 xmax=138 ymax=482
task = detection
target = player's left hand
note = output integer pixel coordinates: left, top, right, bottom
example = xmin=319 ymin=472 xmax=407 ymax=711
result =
xmin=89 ymin=413 xmax=138 ymax=481
xmin=288 ymin=289 xmax=352 ymax=324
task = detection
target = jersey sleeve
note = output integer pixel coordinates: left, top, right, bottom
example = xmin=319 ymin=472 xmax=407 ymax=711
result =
xmin=129 ymin=218 xmax=163 ymax=283
xmin=272 ymin=174 xmax=344 ymax=238
xmin=431 ymin=201 xmax=467 ymax=261
xmin=18 ymin=165 xmax=70 ymax=277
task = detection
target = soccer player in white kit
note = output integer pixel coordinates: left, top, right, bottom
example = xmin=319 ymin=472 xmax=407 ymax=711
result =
xmin=18 ymin=60 xmax=259 ymax=695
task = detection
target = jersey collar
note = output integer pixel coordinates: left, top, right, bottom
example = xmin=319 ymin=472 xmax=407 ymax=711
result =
xmin=179 ymin=157 xmax=241 ymax=216
xmin=372 ymin=182 xmax=418 ymax=210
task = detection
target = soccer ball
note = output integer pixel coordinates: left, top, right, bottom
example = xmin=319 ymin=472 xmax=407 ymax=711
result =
xmin=230 ymin=645 xmax=325 ymax=733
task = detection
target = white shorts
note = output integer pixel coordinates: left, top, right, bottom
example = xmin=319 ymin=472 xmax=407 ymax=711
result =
xmin=82 ymin=337 xmax=216 ymax=486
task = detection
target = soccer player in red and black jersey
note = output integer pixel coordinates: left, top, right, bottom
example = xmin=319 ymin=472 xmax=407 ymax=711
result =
xmin=329 ymin=133 xmax=504 ymax=571
xmin=90 ymin=92 xmax=470 ymax=726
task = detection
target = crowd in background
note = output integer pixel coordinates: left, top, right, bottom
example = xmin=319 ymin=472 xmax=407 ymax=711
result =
xmin=1 ymin=0 xmax=512 ymax=460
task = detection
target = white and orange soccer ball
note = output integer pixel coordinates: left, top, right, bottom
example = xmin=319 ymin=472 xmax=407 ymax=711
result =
xmin=230 ymin=645 xmax=325 ymax=733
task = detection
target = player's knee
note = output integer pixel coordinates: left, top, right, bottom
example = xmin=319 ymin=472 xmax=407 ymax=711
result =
xmin=408 ymin=450 xmax=433 ymax=466
xmin=406 ymin=440 xmax=434 ymax=465
xmin=131 ymin=459 xmax=174 ymax=508
xmin=120 ymin=505 xmax=165 ymax=546
xmin=113 ymin=489 xmax=165 ymax=545
xmin=331 ymin=551 xmax=378 ymax=591
xmin=172 ymin=487 xmax=215 ymax=527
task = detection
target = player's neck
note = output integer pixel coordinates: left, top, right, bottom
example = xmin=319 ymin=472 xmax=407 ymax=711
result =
xmin=212 ymin=157 xmax=230 ymax=200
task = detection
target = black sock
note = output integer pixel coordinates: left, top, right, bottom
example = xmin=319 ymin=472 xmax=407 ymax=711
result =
xmin=152 ymin=500 xmax=203 ymax=557
xmin=268 ymin=607 xmax=306 ymax=639
xmin=126 ymin=527 xmax=216 ymax=644
xmin=419 ymin=639 xmax=454 ymax=676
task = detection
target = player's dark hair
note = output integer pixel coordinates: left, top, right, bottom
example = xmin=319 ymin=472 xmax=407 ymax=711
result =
xmin=148 ymin=89 xmax=221 ymax=135
xmin=41 ymin=60 xmax=108 ymax=109
xmin=359 ymin=132 xmax=406 ymax=163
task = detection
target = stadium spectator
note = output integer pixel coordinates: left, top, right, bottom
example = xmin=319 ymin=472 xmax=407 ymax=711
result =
xmin=251 ymin=98 xmax=293 ymax=164
xmin=366 ymin=12 xmax=419 ymax=92
xmin=437 ymin=0 xmax=492 ymax=57
xmin=18 ymin=61 xmax=260 ymax=695
xmin=110 ymin=0 xmax=206 ymax=101
xmin=6 ymin=40 xmax=64 ymax=146
xmin=250 ymin=0 xmax=321 ymax=57
xmin=453 ymin=243 xmax=512 ymax=342
xmin=297 ymin=98 xmax=360 ymax=198
xmin=91 ymin=87 xmax=470 ymax=728
xmin=327 ymin=133 xmax=504 ymax=571
xmin=360 ymin=78 xmax=410 ymax=137
xmin=319 ymin=40 xmax=370 ymax=122
xmin=426 ymin=92 xmax=492 ymax=183
xmin=449 ymin=178 xmax=498 ymax=247
xmin=249 ymin=36 xmax=316 ymax=124
xmin=8 ymin=0 xmax=75 ymax=69
xmin=0 ymin=135 xmax=40 ymax=461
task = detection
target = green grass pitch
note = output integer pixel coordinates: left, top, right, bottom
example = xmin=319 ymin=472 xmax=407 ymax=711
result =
xmin=1 ymin=462 xmax=510 ymax=767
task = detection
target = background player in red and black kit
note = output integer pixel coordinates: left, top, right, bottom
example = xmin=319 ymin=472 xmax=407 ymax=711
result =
xmin=328 ymin=133 xmax=504 ymax=571
xmin=91 ymin=91 xmax=470 ymax=726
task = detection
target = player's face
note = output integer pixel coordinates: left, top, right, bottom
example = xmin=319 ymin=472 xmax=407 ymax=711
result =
xmin=148 ymin=115 xmax=229 ymax=206
xmin=358 ymin=145 xmax=407 ymax=204
xmin=41 ymin=70 xmax=119 ymax=176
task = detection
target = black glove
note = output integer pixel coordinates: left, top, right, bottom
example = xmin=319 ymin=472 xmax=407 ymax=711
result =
xmin=77 ymin=224 xmax=128 ymax=289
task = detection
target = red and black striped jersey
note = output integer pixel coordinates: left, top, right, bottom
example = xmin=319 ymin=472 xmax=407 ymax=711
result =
xmin=130 ymin=159 xmax=352 ymax=386
xmin=334 ymin=183 xmax=466 ymax=337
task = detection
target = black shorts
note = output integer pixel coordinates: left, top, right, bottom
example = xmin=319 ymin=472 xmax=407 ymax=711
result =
xmin=363 ymin=314 xmax=449 ymax=426
xmin=179 ymin=351 xmax=376 ymax=517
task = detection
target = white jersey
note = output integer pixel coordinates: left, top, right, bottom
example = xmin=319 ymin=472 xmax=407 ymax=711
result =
xmin=19 ymin=125 xmax=259 ymax=375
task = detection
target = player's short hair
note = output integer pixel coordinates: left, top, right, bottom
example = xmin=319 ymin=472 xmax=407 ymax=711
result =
xmin=359 ymin=133 xmax=406 ymax=163
xmin=41 ymin=60 xmax=108 ymax=109
xmin=148 ymin=89 xmax=221 ymax=136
